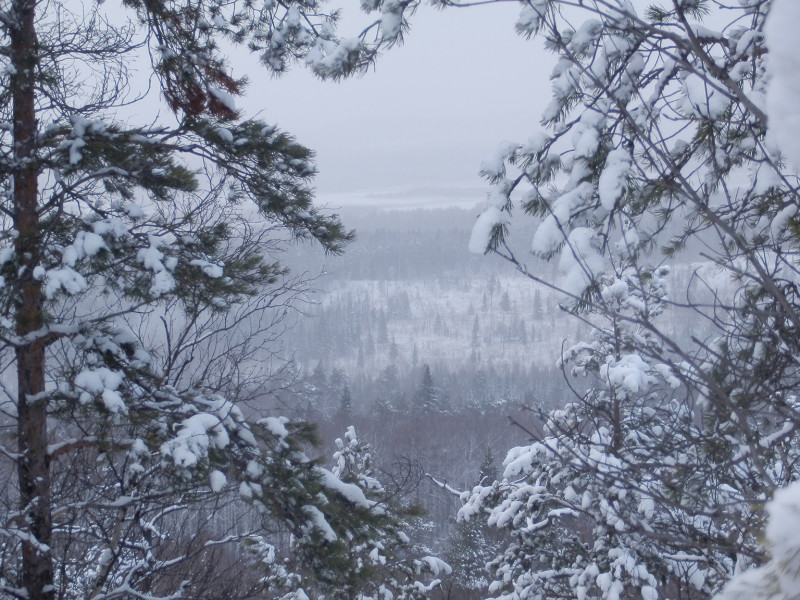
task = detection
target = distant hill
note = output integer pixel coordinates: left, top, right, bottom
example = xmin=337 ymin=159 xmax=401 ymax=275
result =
xmin=282 ymin=205 xmax=717 ymax=408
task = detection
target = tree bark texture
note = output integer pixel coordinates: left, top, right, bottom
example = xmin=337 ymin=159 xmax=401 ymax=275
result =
xmin=11 ymin=0 xmax=54 ymax=597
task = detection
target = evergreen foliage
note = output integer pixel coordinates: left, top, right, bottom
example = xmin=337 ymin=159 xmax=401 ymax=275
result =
xmin=442 ymin=448 xmax=499 ymax=594
xmin=414 ymin=364 xmax=439 ymax=414
xmin=436 ymin=0 xmax=800 ymax=599
xmin=339 ymin=379 xmax=354 ymax=417
xmin=0 ymin=0 xmax=439 ymax=598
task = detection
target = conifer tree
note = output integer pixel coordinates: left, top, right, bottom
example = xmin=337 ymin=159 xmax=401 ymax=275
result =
xmin=375 ymin=364 xmax=401 ymax=415
xmin=414 ymin=364 xmax=438 ymax=414
xmin=0 ymin=0 xmax=425 ymax=598
xmin=443 ymin=447 xmax=498 ymax=595
xmin=443 ymin=0 xmax=800 ymax=598
xmin=338 ymin=379 xmax=354 ymax=417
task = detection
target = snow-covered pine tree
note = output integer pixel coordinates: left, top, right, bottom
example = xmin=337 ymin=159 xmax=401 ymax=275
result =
xmin=315 ymin=426 xmax=452 ymax=600
xmin=0 ymin=0 xmax=424 ymax=599
xmin=442 ymin=448 xmax=498 ymax=597
xmin=447 ymin=0 xmax=800 ymax=597
xmin=459 ymin=268 xmax=759 ymax=600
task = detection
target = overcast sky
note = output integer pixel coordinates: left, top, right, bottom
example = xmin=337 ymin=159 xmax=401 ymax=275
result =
xmin=239 ymin=3 xmax=554 ymax=208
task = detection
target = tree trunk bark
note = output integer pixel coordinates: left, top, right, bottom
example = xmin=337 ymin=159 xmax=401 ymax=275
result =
xmin=11 ymin=0 xmax=53 ymax=598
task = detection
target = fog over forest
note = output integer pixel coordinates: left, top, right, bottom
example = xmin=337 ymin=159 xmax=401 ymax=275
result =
xmin=244 ymin=201 xmax=726 ymax=598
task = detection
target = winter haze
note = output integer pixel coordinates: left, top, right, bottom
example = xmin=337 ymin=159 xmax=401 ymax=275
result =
xmin=4 ymin=3 xmax=800 ymax=600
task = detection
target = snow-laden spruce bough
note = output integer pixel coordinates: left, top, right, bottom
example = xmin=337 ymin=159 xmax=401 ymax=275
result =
xmin=0 ymin=0 xmax=449 ymax=598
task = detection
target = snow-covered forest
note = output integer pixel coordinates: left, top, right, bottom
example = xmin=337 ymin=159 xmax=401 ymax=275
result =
xmin=2 ymin=1 xmax=800 ymax=600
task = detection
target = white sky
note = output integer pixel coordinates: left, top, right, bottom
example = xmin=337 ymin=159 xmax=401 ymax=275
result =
xmin=239 ymin=2 xmax=554 ymax=207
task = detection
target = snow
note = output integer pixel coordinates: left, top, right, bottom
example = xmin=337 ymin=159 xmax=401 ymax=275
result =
xmin=101 ymin=389 xmax=126 ymax=414
xmin=420 ymin=556 xmax=451 ymax=576
xmin=573 ymin=126 xmax=600 ymax=158
xmin=209 ymin=87 xmax=237 ymax=112
xmin=68 ymin=138 xmax=86 ymax=165
xmin=515 ymin=0 xmax=547 ymax=36
xmin=65 ymin=117 xmax=107 ymax=165
xmin=75 ymin=368 xmax=122 ymax=395
xmin=688 ymin=565 xmax=705 ymax=591
xmin=551 ymin=65 xmax=581 ymax=106
xmin=502 ymin=442 xmax=553 ymax=480
xmin=368 ymin=547 xmax=386 ymax=565
xmin=151 ymin=271 xmax=176 ymax=297
xmin=43 ymin=266 xmax=87 ymax=299
xmin=137 ymin=243 xmax=165 ymax=271
xmin=765 ymin=0 xmax=800 ymax=171
xmin=558 ymin=227 xmax=605 ymax=297
xmin=79 ymin=232 xmax=106 ymax=256
xmin=653 ymin=364 xmax=681 ymax=389
xmin=598 ymin=149 xmax=631 ymax=210
xmin=307 ymin=37 xmax=362 ymax=78
xmin=752 ymin=163 xmax=780 ymax=195
xmin=469 ymin=207 xmax=506 ymax=254
xmin=602 ymin=35 xmax=633 ymax=61
xmin=303 ymin=505 xmax=337 ymax=542
xmin=568 ymin=20 xmax=603 ymax=55
xmin=683 ymin=73 xmax=729 ymax=119
xmin=759 ymin=421 xmax=794 ymax=449
xmin=380 ymin=1 xmax=403 ymax=42
xmin=242 ymin=461 xmax=261 ymax=480
xmin=239 ymin=481 xmax=253 ymax=499
xmin=735 ymin=30 xmax=762 ymax=59
xmin=638 ymin=498 xmax=654 ymax=519
xmin=259 ymin=416 xmax=289 ymax=440
xmin=75 ymin=368 xmax=127 ymax=413
xmin=93 ymin=217 xmax=129 ymax=239
xmin=137 ymin=237 xmax=176 ymax=297
xmin=332 ymin=426 xmax=358 ymax=477
xmin=765 ymin=482 xmax=800 ymax=567
xmin=215 ymin=127 xmax=234 ymax=143
xmin=600 ymin=354 xmax=654 ymax=397
xmin=209 ymin=469 xmax=227 ymax=492
xmin=123 ymin=203 xmax=145 ymax=218
xmin=61 ymin=231 xmax=108 ymax=268
xmin=161 ymin=412 xmax=230 ymax=469
xmin=523 ymin=131 xmax=550 ymax=156
xmin=316 ymin=467 xmax=375 ymax=509
xmin=189 ymin=259 xmax=224 ymax=278
xmin=480 ymin=142 xmax=517 ymax=179
xmin=532 ymin=182 xmax=594 ymax=255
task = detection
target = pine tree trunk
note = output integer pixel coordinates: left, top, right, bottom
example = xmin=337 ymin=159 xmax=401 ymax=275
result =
xmin=11 ymin=0 xmax=53 ymax=598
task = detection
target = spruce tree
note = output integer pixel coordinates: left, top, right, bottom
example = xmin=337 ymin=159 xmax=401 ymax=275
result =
xmin=338 ymin=379 xmax=354 ymax=417
xmin=375 ymin=364 xmax=401 ymax=415
xmin=414 ymin=364 xmax=438 ymax=414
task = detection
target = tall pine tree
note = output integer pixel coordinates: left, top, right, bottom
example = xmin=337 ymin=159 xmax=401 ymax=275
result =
xmin=0 ymin=0 xmax=427 ymax=598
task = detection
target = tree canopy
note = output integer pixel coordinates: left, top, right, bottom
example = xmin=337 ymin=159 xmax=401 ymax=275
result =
xmin=0 ymin=0 xmax=441 ymax=599
xmin=452 ymin=1 xmax=800 ymax=599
